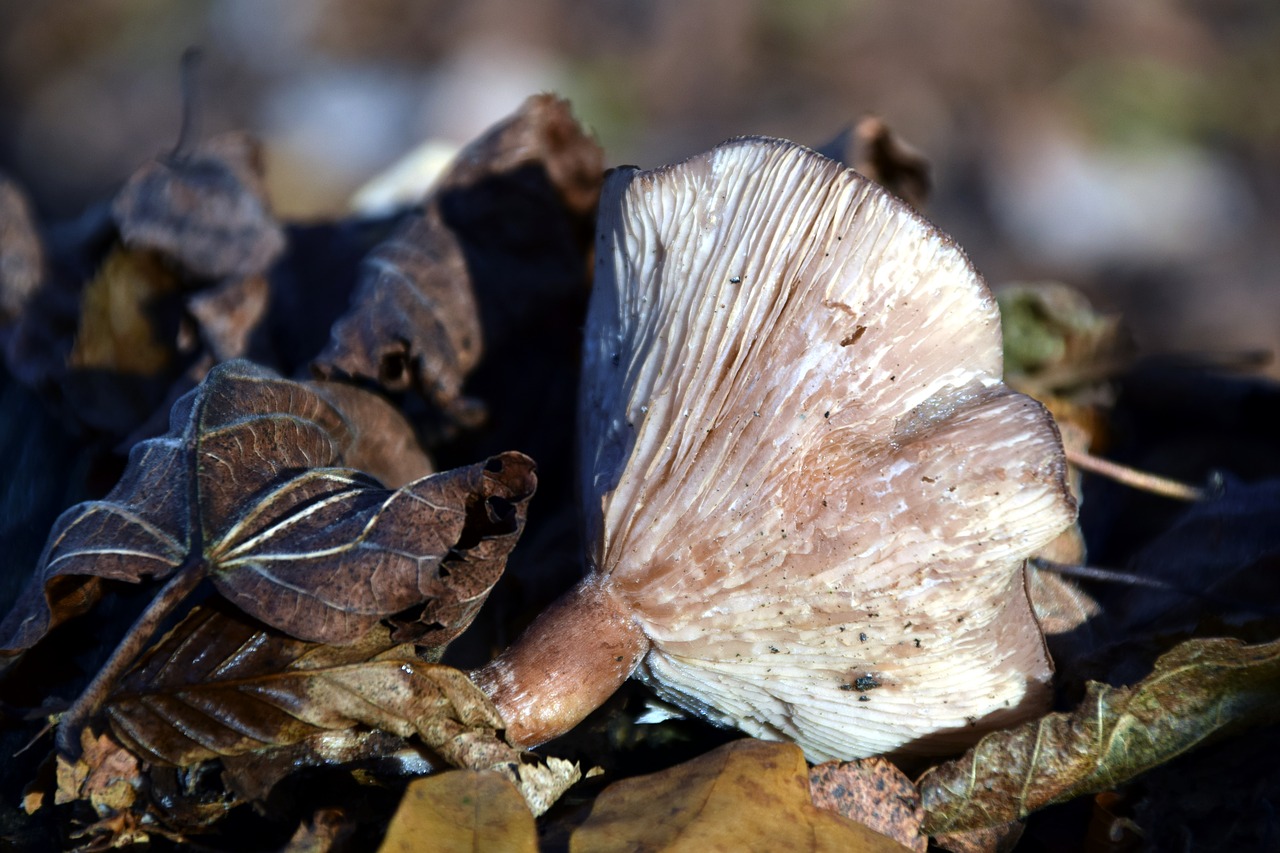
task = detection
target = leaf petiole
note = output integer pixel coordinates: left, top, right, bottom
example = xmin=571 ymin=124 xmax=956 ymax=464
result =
xmin=55 ymin=555 xmax=209 ymax=757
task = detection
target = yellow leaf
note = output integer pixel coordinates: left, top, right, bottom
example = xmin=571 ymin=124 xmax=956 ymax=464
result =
xmin=69 ymin=246 xmax=179 ymax=375
xmin=378 ymin=770 xmax=537 ymax=853
xmin=569 ymin=739 xmax=914 ymax=853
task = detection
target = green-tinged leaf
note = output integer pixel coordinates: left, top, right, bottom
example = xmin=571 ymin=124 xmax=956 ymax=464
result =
xmin=378 ymin=771 xmax=538 ymax=853
xmin=570 ymin=739 xmax=913 ymax=852
xmin=997 ymin=281 xmax=1129 ymax=389
xmin=920 ymin=636 xmax=1280 ymax=835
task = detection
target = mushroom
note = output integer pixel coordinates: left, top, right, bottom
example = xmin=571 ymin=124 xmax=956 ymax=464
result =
xmin=473 ymin=137 xmax=1076 ymax=761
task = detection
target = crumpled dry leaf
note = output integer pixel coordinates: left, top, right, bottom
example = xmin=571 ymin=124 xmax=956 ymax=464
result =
xmin=68 ymin=598 xmax=578 ymax=824
xmin=809 ymin=757 xmax=926 ymax=852
xmin=186 ymin=273 xmax=271 ymax=364
xmin=0 ymin=174 xmax=45 ymax=326
xmin=2 ymin=132 xmax=287 ymax=440
xmin=107 ymin=604 xmax=579 ymax=814
xmin=377 ymin=771 xmax=537 ymax=853
xmin=68 ymin=247 xmax=180 ymax=376
xmin=569 ymin=739 xmax=914 ymax=852
xmin=103 ymin=603 xmax=501 ymax=768
xmin=816 ymin=115 xmax=932 ymax=208
xmin=0 ymin=359 xmax=528 ymax=667
xmin=55 ymin=728 xmax=142 ymax=814
xmin=112 ymin=132 xmax=285 ymax=281
xmin=919 ymin=635 xmax=1280 ymax=835
xmin=314 ymin=93 xmax=602 ymax=423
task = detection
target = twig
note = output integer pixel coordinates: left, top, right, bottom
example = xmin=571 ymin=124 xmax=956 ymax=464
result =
xmin=1032 ymin=557 xmax=1280 ymax=617
xmin=1065 ymin=447 xmax=1205 ymax=502
xmin=1031 ymin=558 xmax=1185 ymax=593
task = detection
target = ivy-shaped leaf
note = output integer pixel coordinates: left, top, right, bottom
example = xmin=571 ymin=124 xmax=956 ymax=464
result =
xmin=0 ymin=359 xmax=533 ymax=664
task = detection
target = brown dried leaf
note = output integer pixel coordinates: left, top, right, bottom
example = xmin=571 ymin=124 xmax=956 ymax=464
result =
xmin=377 ymin=771 xmax=538 ymax=853
xmin=99 ymin=601 xmax=577 ymax=816
xmin=314 ymin=94 xmax=602 ymax=420
xmin=0 ymin=173 xmax=45 ymax=325
xmin=68 ymin=247 xmax=181 ymax=376
xmin=817 ymin=116 xmax=932 ymax=208
xmin=569 ymin=739 xmax=914 ymax=852
xmin=809 ymin=758 xmax=926 ymax=852
xmin=185 ymin=273 xmax=271 ymax=363
xmin=919 ymin=636 xmax=1280 ymax=835
xmin=55 ymin=728 xmax=142 ymax=814
xmin=106 ymin=603 xmax=496 ymax=764
xmin=112 ymin=132 xmax=285 ymax=280
xmin=57 ymin=246 xmax=187 ymax=434
xmin=0 ymin=359 xmax=531 ymax=665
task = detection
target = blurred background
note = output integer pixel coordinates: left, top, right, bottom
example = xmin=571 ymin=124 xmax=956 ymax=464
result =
xmin=2 ymin=0 xmax=1277 ymax=368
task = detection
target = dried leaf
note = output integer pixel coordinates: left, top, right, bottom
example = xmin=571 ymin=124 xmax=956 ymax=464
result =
xmin=314 ymin=94 xmax=601 ymax=420
xmin=96 ymin=600 xmax=578 ymax=817
xmin=112 ymin=132 xmax=285 ymax=281
xmin=68 ymin=247 xmax=181 ymax=376
xmin=55 ymin=729 xmax=142 ymax=814
xmin=377 ymin=771 xmax=537 ymax=853
xmin=997 ymin=281 xmax=1132 ymax=399
xmin=186 ymin=273 xmax=271 ymax=363
xmin=809 ymin=758 xmax=926 ymax=852
xmin=0 ymin=359 xmax=532 ymax=665
xmin=104 ymin=603 xmax=495 ymax=762
xmin=1025 ymin=561 xmax=1099 ymax=638
xmin=919 ymin=636 xmax=1280 ymax=835
xmin=817 ymin=116 xmax=932 ymax=208
xmin=569 ymin=739 xmax=914 ymax=852
xmin=0 ymin=173 xmax=45 ymax=325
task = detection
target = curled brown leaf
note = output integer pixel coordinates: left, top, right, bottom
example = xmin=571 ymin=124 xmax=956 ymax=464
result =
xmin=314 ymin=94 xmax=602 ymax=421
xmin=0 ymin=359 xmax=529 ymax=667
xmin=112 ymin=132 xmax=285 ymax=281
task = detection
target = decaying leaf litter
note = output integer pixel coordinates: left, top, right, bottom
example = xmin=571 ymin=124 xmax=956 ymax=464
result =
xmin=0 ymin=95 xmax=1277 ymax=851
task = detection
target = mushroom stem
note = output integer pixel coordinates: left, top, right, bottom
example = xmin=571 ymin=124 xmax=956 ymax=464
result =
xmin=472 ymin=577 xmax=649 ymax=747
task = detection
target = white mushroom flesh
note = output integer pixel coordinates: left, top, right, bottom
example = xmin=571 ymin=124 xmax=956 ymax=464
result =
xmin=580 ymin=138 xmax=1075 ymax=761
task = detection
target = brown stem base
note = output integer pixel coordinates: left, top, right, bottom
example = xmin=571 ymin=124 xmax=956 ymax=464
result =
xmin=471 ymin=577 xmax=649 ymax=748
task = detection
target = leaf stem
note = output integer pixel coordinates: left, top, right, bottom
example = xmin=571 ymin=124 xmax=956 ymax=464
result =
xmin=56 ymin=557 xmax=209 ymax=756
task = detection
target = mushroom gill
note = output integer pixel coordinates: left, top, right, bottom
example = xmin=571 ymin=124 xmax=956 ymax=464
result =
xmin=473 ymin=137 xmax=1076 ymax=762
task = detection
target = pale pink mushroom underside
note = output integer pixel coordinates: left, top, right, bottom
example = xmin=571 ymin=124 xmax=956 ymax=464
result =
xmin=577 ymin=138 xmax=1076 ymax=761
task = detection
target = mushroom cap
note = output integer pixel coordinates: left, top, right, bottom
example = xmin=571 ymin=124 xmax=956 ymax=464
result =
xmin=579 ymin=138 xmax=1076 ymax=761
